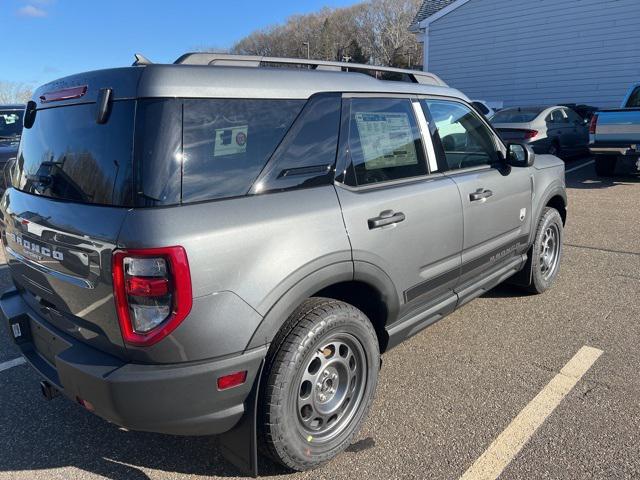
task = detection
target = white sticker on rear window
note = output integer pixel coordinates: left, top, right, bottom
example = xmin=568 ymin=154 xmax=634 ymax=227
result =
xmin=354 ymin=112 xmax=418 ymax=170
xmin=213 ymin=126 xmax=248 ymax=157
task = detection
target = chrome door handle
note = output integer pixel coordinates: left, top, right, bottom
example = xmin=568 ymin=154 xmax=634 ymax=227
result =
xmin=368 ymin=210 xmax=406 ymax=229
xmin=469 ymin=189 xmax=493 ymax=202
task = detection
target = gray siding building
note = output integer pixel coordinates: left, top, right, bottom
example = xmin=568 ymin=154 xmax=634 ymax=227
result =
xmin=410 ymin=0 xmax=640 ymax=108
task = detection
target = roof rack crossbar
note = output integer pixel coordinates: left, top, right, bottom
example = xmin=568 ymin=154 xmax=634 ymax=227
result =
xmin=173 ymin=53 xmax=447 ymax=87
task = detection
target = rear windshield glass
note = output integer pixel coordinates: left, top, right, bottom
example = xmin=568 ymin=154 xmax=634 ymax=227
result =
xmin=0 ymin=109 xmax=24 ymax=139
xmin=12 ymin=98 xmax=306 ymax=207
xmin=491 ymin=109 xmax=540 ymax=123
xmin=13 ymin=101 xmax=135 ymax=206
xmin=182 ymin=99 xmax=304 ymax=203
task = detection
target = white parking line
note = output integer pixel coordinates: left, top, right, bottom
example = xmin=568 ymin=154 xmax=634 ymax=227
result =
xmin=460 ymin=345 xmax=603 ymax=480
xmin=0 ymin=356 xmax=26 ymax=373
xmin=565 ymin=159 xmax=595 ymax=174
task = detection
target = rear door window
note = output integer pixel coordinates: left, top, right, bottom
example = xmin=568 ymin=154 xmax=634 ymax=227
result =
xmin=347 ymin=97 xmax=427 ymax=186
xmin=182 ymin=99 xmax=304 ymax=203
xmin=13 ymin=101 xmax=135 ymax=206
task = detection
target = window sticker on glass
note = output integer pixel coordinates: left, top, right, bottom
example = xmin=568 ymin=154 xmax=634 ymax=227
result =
xmin=354 ymin=112 xmax=417 ymax=170
xmin=214 ymin=125 xmax=248 ymax=157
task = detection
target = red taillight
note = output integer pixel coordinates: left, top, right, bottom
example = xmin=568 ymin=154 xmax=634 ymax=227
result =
xmin=39 ymin=85 xmax=88 ymax=104
xmin=112 ymin=246 xmax=192 ymax=346
xmin=524 ymin=130 xmax=539 ymax=139
xmin=217 ymin=371 xmax=248 ymax=390
xmin=589 ymin=114 xmax=598 ymax=135
xmin=125 ymin=276 xmax=169 ymax=297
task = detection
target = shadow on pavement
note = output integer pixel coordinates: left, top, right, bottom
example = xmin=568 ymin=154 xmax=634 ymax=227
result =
xmin=481 ymin=282 xmax=529 ymax=299
xmin=566 ymin=166 xmax=640 ymax=190
xmin=0 ymin=370 xmax=291 ymax=479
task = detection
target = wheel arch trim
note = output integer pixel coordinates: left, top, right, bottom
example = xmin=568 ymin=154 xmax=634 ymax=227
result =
xmin=244 ymin=261 xmax=399 ymax=351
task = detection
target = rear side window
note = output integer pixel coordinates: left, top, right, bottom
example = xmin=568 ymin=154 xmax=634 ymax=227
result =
xmin=252 ymin=94 xmax=341 ymax=194
xmin=625 ymin=87 xmax=640 ymax=108
xmin=492 ymin=109 xmax=539 ymax=123
xmin=182 ymin=99 xmax=304 ymax=203
xmin=13 ymin=101 xmax=134 ymax=206
xmin=347 ymin=97 xmax=427 ymax=186
xmin=135 ymin=99 xmax=183 ymax=206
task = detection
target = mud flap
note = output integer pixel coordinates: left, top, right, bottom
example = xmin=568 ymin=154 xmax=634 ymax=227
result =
xmin=219 ymin=359 xmax=264 ymax=478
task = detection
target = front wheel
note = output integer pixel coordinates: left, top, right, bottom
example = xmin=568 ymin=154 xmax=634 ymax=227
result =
xmin=523 ymin=207 xmax=564 ymax=294
xmin=259 ymin=298 xmax=380 ymax=471
xmin=595 ymin=155 xmax=617 ymax=177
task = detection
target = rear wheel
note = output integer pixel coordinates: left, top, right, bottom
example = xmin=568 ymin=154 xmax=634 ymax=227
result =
xmin=595 ymin=155 xmax=617 ymax=177
xmin=522 ymin=207 xmax=563 ymax=294
xmin=259 ymin=298 xmax=380 ymax=471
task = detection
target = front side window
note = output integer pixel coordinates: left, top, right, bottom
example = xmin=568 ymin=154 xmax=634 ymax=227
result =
xmin=347 ymin=97 xmax=427 ymax=186
xmin=422 ymin=100 xmax=499 ymax=171
xmin=182 ymin=99 xmax=304 ymax=203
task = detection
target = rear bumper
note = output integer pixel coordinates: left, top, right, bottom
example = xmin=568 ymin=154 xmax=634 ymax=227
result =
xmin=590 ymin=145 xmax=640 ymax=157
xmin=1 ymin=288 xmax=266 ymax=436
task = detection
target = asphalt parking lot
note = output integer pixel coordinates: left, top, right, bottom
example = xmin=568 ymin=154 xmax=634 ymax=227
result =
xmin=0 ymin=158 xmax=638 ymax=480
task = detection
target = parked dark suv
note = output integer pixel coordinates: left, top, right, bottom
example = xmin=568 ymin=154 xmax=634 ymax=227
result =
xmin=0 ymin=54 xmax=567 ymax=474
xmin=0 ymin=104 xmax=24 ymax=193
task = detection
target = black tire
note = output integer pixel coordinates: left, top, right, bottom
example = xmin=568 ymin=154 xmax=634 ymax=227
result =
xmin=522 ymin=207 xmax=563 ymax=294
xmin=595 ymin=155 xmax=617 ymax=177
xmin=259 ymin=298 xmax=380 ymax=471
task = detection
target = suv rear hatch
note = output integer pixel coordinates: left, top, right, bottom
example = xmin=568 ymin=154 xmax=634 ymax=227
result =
xmin=1 ymin=71 xmax=142 ymax=359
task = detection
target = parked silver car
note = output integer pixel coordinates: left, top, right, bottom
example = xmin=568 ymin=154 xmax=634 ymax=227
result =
xmin=492 ymin=106 xmax=589 ymax=158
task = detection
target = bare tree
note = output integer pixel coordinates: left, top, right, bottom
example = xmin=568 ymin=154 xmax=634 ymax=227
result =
xmin=355 ymin=0 xmax=422 ymax=67
xmin=0 ymin=81 xmax=33 ymax=104
xmin=220 ymin=0 xmax=420 ymax=68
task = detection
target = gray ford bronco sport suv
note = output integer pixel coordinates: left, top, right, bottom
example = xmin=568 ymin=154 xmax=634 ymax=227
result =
xmin=0 ymin=53 xmax=566 ymax=475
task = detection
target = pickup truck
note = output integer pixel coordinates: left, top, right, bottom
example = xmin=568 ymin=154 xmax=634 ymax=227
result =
xmin=589 ymin=83 xmax=640 ymax=176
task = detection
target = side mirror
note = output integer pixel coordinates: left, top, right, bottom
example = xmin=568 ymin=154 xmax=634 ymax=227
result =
xmin=506 ymin=143 xmax=535 ymax=167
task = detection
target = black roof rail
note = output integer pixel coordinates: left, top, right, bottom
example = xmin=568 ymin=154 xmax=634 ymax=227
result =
xmin=172 ymin=53 xmax=447 ymax=87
